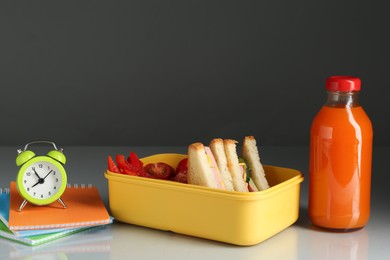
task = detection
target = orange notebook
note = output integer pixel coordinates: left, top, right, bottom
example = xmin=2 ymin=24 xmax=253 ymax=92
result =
xmin=8 ymin=182 xmax=111 ymax=231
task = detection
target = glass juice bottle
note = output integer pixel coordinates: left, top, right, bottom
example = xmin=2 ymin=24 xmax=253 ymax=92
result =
xmin=309 ymin=76 xmax=373 ymax=230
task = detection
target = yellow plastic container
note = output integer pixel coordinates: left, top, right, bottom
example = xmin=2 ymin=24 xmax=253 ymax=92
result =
xmin=105 ymin=154 xmax=304 ymax=246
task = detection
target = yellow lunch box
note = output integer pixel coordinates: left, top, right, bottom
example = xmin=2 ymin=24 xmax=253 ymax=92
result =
xmin=105 ymin=153 xmax=303 ymax=246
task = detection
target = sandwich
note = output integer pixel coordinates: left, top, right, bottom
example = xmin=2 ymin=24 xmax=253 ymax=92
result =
xmin=221 ymin=139 xmax=249 ymax=192
xmin=187 ymin=136 xmax=270 ymax=192
xmin=187 ymin=143 xmax=226 ymax=190
xmin=242 ymin=136 xmax=270 ymax=191
xmin=209 ymin=138 xmax=235 ymax=191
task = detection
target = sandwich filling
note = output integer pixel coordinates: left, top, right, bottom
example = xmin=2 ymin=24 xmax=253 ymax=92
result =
xmin=239 ymin=161 xmax=260 ymax=192
xmin=204 ymin=147 xmax=226 ymax=190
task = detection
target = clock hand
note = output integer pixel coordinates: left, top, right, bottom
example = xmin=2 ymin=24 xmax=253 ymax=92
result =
xmin=32 ymin=180 xmax=41 ymax=188
xmin=30 ymin=170 xmax=53 ymax=189
xmin=32 ymin=168 xmax=41 ymax=179
xmin=43 ymin=170 xmax=53 ymax=180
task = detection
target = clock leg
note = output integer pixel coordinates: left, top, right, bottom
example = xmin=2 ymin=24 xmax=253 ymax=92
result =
xmin=58 ymin=197 xmax=67 ymax=208
xmin=18 ymin=199 xmax=28 ymax=212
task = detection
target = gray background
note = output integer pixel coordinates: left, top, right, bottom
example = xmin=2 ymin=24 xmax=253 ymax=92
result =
xmin=1 ymin=1 xmax=389 ymax=146
xmin=1 ymin=3 xmax=390 ymax=257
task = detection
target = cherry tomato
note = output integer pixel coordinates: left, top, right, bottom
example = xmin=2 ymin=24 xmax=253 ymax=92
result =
xmin=107 ymin=155 xmax=120 ymax=173
xmin=173 ymin=172 xmax=187 ymax=183
xmin=144 ymin=163 xmax=174 ymax=180
xmin=169 ymin=158 xmax=188 ymax=183
xmin=176 ymin=158 xmax=188 ymax=175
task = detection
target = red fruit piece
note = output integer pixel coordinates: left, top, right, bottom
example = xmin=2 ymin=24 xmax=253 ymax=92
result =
xmin=107 ymin=155 xmax=120 ymax=173
xmin=127 ymin=151 xmax=143 ymax=169
xmin=171 ymin=158 xmax=188 ymax=183
xmin=176 ymin=158 xmax=188 ymax=175
xmin=116 ymin=154 xmax=141 ymax=176
xmin=144 ymin=163 xmax=174 ymax=180
xmin=173 ymin=172 xmax=187 ymax=183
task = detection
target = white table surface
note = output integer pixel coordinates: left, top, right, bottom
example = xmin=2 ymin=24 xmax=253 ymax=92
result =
xmin=0 ymin=145 xmax=389 ymax=260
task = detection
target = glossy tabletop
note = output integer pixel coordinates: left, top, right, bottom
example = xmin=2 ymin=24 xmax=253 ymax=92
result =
xmin=0 ymin=146 xmax=389 ymax=260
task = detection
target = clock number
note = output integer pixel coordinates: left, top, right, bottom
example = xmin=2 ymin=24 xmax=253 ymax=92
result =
xmin=33 ymin=192 xmax=36 ymax=196
xmin=24 ymin=180 xmax=27 ymax=184
xmin=39 ymin=164 xmax=43 ymax=168
xmin=27 ymin=187 xmax=30 ymax=191
xmin=26 ymin=172 xmax=31 ymax=176
xmin=48 ymin=191 xmax=51 ymax=196
xmin=53 ymin=171 xmax=56 ymax=175
xmin=56 ymin=178 xmax=58 ymax=182
xmin=41 ymin=194 xmax=43 ymax=198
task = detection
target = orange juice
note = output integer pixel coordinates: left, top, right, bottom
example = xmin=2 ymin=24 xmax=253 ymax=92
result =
xmin=309 ymin=76 xmax=373 ymax=230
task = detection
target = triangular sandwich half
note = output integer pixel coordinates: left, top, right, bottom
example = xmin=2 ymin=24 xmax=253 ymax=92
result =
xmin=224 ymin=139 xmax=249 ymax=192
xmin=209 ymin=138 xmax=235 ymax=191
xmin=187 ymin=143 xmax=226 ymax=190
xmin=242 ymin=136 xmax=270 ymax=191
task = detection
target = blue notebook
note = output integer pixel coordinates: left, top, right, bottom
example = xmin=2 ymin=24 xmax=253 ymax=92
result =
xmin=0 ymin=188 xmax=10 ymax=226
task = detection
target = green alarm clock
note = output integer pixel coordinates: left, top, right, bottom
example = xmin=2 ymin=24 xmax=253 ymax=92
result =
xmin=16 ymin=141 xmax=68 ymax=211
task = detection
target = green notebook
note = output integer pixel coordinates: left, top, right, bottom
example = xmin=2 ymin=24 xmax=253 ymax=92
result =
xmin=0 ymin=220 xmax=92 ymax=246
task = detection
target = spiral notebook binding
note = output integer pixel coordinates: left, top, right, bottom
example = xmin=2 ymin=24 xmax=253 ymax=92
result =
xmin=0 ymin=188 xmax=10 ymax=194
xmin=66 ymin=183 xmax=93 ymax=189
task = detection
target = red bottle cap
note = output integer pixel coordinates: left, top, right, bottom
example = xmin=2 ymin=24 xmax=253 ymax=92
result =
xmin=326 ymin=76 xmax=361 ymax=91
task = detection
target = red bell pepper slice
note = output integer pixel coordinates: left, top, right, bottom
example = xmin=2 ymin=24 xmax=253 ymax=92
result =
xmin=107 ymin=155 xmax=120 ymax=173
xmin=127 ymin=151 xmax=143 ymax=169
xmin=116 ymin=154 xmax=138 ymax=176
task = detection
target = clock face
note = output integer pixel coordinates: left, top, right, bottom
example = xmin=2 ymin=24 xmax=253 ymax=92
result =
xmin=17 ymin=156 xmax=67 ymax=205
xmin=21 ymin=161 xmax=63 ymax=200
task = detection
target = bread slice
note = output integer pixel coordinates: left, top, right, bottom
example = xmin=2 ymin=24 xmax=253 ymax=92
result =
xmin=224 ymin=139 xmax=249 ymax=192
xmin=209 ymin=139 xmax=235 ymax=191
xmin=187 ymin=143 xmax=225 ymax=189
xmin=242 ymin=136 xmax=269 ymax=191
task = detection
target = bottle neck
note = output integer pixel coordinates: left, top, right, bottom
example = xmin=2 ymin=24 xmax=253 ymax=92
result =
xmin=325 ymin=91 xmax=360 ymax=108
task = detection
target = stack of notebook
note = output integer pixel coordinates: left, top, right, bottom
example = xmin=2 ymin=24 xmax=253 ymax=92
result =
xmin=0 ymin=182 xmax=112 ymax=246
